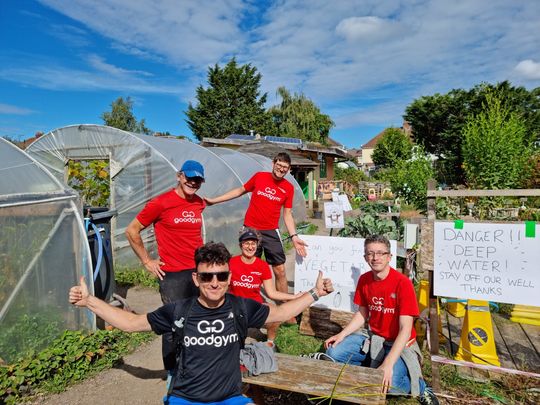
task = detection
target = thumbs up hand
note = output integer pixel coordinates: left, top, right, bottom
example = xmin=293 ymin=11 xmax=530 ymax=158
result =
xmin=315 ymin=270 xmax=334 ymax=298
xmin=69 ymin=276 xmax=90 ymax=307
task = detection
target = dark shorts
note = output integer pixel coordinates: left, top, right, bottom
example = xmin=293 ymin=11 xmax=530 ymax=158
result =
xmin=253 ymin=228 xmax=286 ymax=266
xmin=159 ymin=269 xmax=198 ymax=370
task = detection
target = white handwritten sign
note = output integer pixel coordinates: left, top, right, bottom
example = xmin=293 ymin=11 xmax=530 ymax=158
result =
xmin=295 ymin=235 xmax=397 ymax=311
xmin=434 ymin=221 xmax=539 ymax=306
xmin=324 ymin=202 xmax=344 ymax=229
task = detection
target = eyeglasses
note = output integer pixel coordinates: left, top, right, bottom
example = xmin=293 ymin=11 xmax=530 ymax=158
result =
xmin=184 ymin=175 xmax=204 ymax=184
xmin=197 ymin=271 xmax=230 ymax=283
xmin=364 ymin=252 xmax=390 ymax=258
xmin=274 ymin=162 xmax=290 ymax=172
xmin=241 ymin=240 xmax=258 ymax=247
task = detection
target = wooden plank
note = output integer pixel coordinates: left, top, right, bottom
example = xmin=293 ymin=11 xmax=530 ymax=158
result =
xmin=520 ymin=323 xmax=540 ymax=358
xmin=493 ymin=314 xmax=540 ymax=372
xmin=444 ymin=310 xmax=475 ymax=380
xmin=490 ymin=314 xmax=515 ymax=370
xmin=243 ymin=353 xmax=385 ymax=404
xmin=427 ymin=189 xmax=540 ymax=197
xmin=299 ymin=307 xmax=353 ymax=340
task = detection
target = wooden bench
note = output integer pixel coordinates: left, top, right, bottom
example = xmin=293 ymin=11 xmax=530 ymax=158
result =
xmin=242 ymin=353 xmax=385 ymax=404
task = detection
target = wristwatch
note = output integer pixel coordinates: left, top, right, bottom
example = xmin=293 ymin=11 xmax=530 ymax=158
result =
xmin=308 ymin=288 xmax=319 ymax=301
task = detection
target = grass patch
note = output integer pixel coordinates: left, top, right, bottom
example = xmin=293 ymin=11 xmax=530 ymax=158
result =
xmin=274 ymin=323 xmax=323 ymax=355
xmin=115 ymin=267 xmax=159 ymax=290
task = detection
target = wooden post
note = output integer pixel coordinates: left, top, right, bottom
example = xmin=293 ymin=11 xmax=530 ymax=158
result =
xmin=426 ymin=179 xmax=441 ymax=391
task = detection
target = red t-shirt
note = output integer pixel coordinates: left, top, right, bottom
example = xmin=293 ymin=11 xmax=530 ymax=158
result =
xmin=228 ymin=255 xmax=272 ymax=303
xmin=136 ymin=189 xmax=205 ymax=272
xmin=243 ymin=172 xmax=294 ymax=230
xmin=354 ymin=268 xmax=419 ymax=341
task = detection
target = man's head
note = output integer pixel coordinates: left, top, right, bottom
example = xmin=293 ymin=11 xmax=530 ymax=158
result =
xmin=238 ymin=228 xmax=260 ymax=259
xmin=364 ymin=235 xmax=392 ymax=275
xmin=177 ymin=160 xmax=205 ymax=199
xmin=193 ymin=242 xmax=231 ymax=306
xmin=271 ymin=152 xmax=291 ymax=180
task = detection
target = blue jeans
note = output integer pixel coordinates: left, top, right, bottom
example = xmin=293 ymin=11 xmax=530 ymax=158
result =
xmin=326 ymin=333 xmax=426 ymax=395
xmin=164 ymin=395 xmax=253 ymax=405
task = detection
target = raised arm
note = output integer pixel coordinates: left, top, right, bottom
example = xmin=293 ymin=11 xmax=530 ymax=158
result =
xmin=283 ymin=207 xmax=307 ymax=257
xmin=69 ymin=277 xmax=152 ymax=332
xmin=262 ymin=278 xmax=303 ymax=302
xmin=125 ymin=218 xmax=165 ymax=280
xmin=265 ymin=271 xmax=333 ymax=323
xmin=204 ymin=186 xmax=247 ymax=206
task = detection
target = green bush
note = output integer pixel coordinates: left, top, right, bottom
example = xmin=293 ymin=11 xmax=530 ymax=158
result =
xmin=462 ymin=91 xmax=533 ymax=189
xmin=0 ymin=329 xmax=153 ymax=404
xmin=115 ymin=267 xmax=159 ymax=290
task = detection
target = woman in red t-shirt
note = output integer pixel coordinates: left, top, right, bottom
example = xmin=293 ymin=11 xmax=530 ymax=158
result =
xmin=229 ymin=228 xmax=302 ymax=343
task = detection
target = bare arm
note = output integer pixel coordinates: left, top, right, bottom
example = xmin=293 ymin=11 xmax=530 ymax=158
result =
xmin=265 ymin=271 xmax=333 ymax=323
xmin=378 ymin=315 xmax=414 ymax=393
xmin=262 ymin=278 xmax=303 ymax=302
xmin=324 ymin=306 xmax=368 ymax=348
xmin=283 ymin=207 xmax=307 ymax=257
xmin=204 ymin=186 xmax=247 ymax=206
xmin=125 ymin=218 xmax=165 ymax=280
xmin=69 ymin=277 xmax=152 ymax=332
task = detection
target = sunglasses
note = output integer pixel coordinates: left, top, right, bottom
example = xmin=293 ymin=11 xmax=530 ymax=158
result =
xmin=197 ymin=271 xmax=230 ymax=283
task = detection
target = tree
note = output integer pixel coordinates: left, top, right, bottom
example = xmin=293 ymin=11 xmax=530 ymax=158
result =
xmin=462 ymin=91 xmax=533 ymax=189
xmin=101 ymin=97 xmax=152 ymax=134
xmin=267 ymin=87 xmax=334 ymax=143
xmin=371 ymin=127 xmax=413 ymax=168
xmin=404 ymin=81 xmax=540 ymax=184
xmin=186 ymin=58 xmax=273 ymax=140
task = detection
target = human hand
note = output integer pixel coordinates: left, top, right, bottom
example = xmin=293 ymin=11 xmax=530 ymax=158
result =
xmin=314 ymin=271 xmax=334 ymax=297
xmin=69 ymin=276 xmax=90 ymax=307
xmin=143 ymin=259 xmax=166 ymax=280
xmin=324 ymin=333 xmax=344 ymax=350
xmin=292 ymin=236 xmax=307 ymax=257
xmin=378 ymin=362 xmax=394 ymax=394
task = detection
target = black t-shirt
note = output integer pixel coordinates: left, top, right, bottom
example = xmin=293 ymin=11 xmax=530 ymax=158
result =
xmin=147 ymin=295 xmax=269 ymax=402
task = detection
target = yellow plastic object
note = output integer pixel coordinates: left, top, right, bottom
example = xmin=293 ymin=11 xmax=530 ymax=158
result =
xmin=416 ymin=280 xmax=445 ymax=342
xmin=510 ymin=305 xmax=540 ymax=326
xmin=447 ymin=300 xmax=466 ymax=318
xmin=454 ymin=300 xmax=500 ymax=366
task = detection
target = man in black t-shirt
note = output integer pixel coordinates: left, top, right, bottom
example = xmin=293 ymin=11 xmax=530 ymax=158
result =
xmin=69 ymin=242 xmax=334 ymax=405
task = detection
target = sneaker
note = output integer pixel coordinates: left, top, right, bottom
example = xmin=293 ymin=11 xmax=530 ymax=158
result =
xmin=418 ymin=386 xmax=439 ymax=405
xmin=300 ymin=352 xmax=335 ymax=362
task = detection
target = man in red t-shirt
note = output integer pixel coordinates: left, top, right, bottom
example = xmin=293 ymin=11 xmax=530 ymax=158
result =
xmin=323 ymin=235 xmax=438 ymax=405
xmin=205 ymin=152 xmax=307 ymax=297
xmin=125 ymin=160 xmax=206 ymax=370
xmin=229 ymin=228 xmax=302 ymax=343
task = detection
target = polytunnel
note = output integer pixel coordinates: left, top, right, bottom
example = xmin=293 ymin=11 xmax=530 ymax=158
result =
xmin=0 ymin=137 xmax=94 ymax=363
xmin=26 ymin=125 xmax=307 ymax=268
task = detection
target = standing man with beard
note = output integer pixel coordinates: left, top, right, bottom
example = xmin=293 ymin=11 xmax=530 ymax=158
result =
xmin=125 ymin=160 xmax=206 ymax=371
xmin=205 ymin=152 xmax=307 ymax=300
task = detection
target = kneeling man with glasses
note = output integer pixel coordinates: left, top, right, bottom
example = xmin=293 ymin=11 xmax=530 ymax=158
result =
xmin=69 ymin=242 xmax=334 ymax=405
xmin=323 ymin=235 xmax=438 ymax=405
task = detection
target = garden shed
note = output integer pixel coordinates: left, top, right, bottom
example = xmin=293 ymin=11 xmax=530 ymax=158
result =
xmin=26 ymin=125 xmax=307 ymax=267
xmin=0 ymin=137 xmax=94 ymax=363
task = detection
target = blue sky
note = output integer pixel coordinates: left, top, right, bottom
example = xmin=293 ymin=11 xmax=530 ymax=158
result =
xmin=1 ymin=0 xmax=539 ymax=148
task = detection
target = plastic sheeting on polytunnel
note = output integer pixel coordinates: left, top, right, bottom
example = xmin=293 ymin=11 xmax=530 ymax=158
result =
xmin=0 ymin=137 xmax=94 ymax=364
xmin=26 ymin=125 xmax=307 ymax=267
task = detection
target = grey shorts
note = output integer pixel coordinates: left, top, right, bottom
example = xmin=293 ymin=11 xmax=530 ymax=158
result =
xmin=254 ymin=228 xmax=286 ymax=266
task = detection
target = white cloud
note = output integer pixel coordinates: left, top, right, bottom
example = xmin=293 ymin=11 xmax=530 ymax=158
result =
xmin=86 ymin=54 xmax=153 ymax=77
xmin=0 ymin=103 xmax=36 ymax=115
xmin=335 ymin=16 xmax=403 ymax=42
xmin=514 ymin=60 xmax=540 ymax=80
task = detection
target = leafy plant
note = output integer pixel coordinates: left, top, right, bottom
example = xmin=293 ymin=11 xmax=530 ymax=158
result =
xmin=338 ymin=214 xmax=400 ymax=240
xmin=68 ymin=159 xmax=110 ymax=207
xmin=0 ymin=330 xmax=153 ymax=404
xmin=372 ymin=127 xmax=413 ymax=168
xmin=462 ymin=91 xmax=534 ymax=189
xmin=115 ymin=267 xmax=159 ymax=290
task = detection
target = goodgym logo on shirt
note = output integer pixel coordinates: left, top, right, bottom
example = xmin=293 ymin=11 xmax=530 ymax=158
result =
xmin=174 ymin=210 xmax=202 ymax=224
xmin=369 ymin=296 xmax=395 ymax=314
xmin=184 ymin=319 xmax=239 ymax=348
xmin=232 ymin=274 xmax=259 ymax=289
xmin=257 ymin=186 xmax=282 ymax=202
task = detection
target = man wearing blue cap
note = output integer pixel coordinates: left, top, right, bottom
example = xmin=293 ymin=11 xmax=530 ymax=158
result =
xmin=126 ymin=160 xmax=206 ymax=371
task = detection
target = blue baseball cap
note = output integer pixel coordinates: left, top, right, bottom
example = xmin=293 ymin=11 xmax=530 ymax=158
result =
xmin=180 ymin=160 xmax=205 ymax=179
